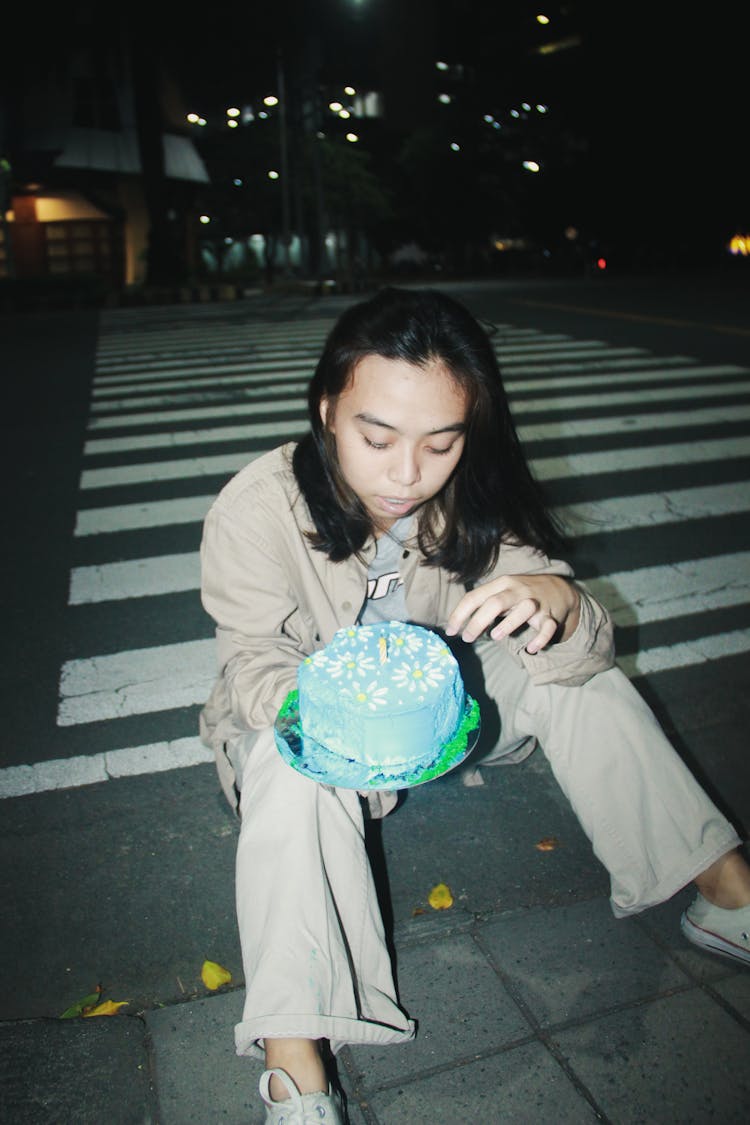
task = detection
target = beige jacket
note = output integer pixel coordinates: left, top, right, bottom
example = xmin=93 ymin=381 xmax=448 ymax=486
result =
xmin=199 ymin=443 xmax=615 ymax=809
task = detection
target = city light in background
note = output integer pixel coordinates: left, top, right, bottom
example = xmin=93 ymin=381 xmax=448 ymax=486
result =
xmin=2 ymin=2 xmax=744 ymax=291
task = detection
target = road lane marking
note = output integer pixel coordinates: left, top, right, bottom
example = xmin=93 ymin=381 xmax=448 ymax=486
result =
xmin=556 ymin=481 xmax=750 ymax=536
xmin=85 ymin=367 xmax=750 ymax=421
xmin=69 ymin=490 xmax=750 ymax=603
xmin=58 ymin=552 xmax=750 ymax=731
xmin=586 ymin=553 xmax=750 ymax=625
xmin=77 ymin=433 xmax=750 ymax=490
xmin=17 ymin=315 xmax=746 ymax=801
xmin=75 ymin=493 xmax=217 ymax=536
xmin=618 ymin=629 xmax=750 ymax=676
xmin=82 ymin=399 xmax=750 ymax=459
xmin=0 ymin=737 xmax=214 ymax=799
xmin=92 ymin=337 xmax=605 ymax=386
xmin=87 ymin=348 xmax=655 ymax=409
xmin=57 ymin=638 xmax=216 ymax=726
xmin=515 ymin=298 xmax=750 ymax=338
xmin=533 ymin=436 xmax=750 ymax=482
xmin=5 ymin=624 xmax=748 ymax=799
xmin=69 ymin=552 xmax=202 ymax=603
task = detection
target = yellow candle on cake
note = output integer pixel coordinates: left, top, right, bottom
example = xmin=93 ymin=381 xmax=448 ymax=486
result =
xmin=378 ymin=636 xmax=387 ymax=664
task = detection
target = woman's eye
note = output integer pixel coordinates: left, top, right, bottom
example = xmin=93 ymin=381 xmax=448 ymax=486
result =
xmin=428 ymin=445 xmax=454 ymax=456
xmin=364 ymin=436 xmax=389 ymax=450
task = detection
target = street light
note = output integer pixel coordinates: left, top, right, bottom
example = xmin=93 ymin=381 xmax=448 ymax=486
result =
xmin=276 ymin=49 xmax=291 ymax=277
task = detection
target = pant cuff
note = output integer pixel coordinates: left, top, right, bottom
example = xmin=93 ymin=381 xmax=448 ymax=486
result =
xmin=610 ymin=833 xmax=743 ymax=917
xmin=235 ymin=1012 xmax=417 ymax=1058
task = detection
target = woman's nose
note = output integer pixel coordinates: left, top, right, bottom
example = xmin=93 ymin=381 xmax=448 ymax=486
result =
xmin=388 ymin=448 xmax=420 ymax=486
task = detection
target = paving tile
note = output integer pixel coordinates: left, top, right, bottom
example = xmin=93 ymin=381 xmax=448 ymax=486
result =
xmin=0 ymin=1016 xmax=157 ymax=1124
xmin=375 ymin=755 xmax=609 ymax=926
xmin=146 ymin=992 xmax=368 ymax=1125
xmin=0 ymin=766 xmax=242 ymax=1020
xmin=146 ymin=991 xmax=259 ymax=1124
xmin=365 ymin=1041 xmax=600 ymax=1124
xmin=713 ymin=972 xmax=750 ymax=1021
xmin=347 ymin=931 xmax=530 ymax=1087
xmin=553 ymin=990 xmax=750 ymax=1123
xmin=478 ymin=897 xmax=691 ymax=1026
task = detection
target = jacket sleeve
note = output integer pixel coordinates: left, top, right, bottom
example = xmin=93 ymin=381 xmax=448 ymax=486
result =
xmin=200 ymin=501 xmax=310 ymax=732
xmin=468 ymin=542 xmax=615 ymax=687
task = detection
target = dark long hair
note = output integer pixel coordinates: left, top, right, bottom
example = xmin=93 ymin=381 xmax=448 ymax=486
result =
xmin=292 ymin=286 xmax=564 ymax=584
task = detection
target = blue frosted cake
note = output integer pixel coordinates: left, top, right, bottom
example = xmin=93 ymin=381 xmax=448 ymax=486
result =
xmin=297 ymin=621 xmax=465 ymax=773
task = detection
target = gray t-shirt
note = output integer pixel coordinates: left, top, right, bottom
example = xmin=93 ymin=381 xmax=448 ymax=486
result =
xmin=359 ymin=517 xmax=413 ymax=625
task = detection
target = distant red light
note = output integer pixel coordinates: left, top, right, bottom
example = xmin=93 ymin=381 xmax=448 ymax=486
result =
xmin=596 ymin=257 xmax=607 ymax=270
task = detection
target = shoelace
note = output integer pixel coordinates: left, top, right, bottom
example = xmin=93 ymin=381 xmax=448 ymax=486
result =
xmin=275 ymin=1106 xmax=329 ymax=1124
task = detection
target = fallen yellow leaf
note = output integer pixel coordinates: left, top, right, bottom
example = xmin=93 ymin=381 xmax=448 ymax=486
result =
xmin=201 ymin=959 xmax=232 ymax=990
xmin=428 ymin=882 xmax=454 ymax=910
xmin=535 ymin=836 xmax=560 ymax=851
xmin=83 ymin=999 xmax=129 ymax=1017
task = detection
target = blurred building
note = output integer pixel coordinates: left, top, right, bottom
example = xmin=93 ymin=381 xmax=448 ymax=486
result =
xmin=0 ymin=14 xmax=209 ymax=294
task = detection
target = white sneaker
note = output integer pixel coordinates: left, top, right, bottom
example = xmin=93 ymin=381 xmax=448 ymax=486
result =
xmin=680 ymin=893 xmax=750 ymax=967
xmin=258 ymin=1067 xmax=343 ymax=1124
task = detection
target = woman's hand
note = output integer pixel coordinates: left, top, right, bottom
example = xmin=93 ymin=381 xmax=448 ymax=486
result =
xmin=445 ymin=574 xmax=581 ymax=653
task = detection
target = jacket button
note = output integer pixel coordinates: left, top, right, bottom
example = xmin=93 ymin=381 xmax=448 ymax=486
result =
xmin=342 ymin=601 xmax=352 ymax=611
xmin=402 ymin=549 xmax=410 ymax=558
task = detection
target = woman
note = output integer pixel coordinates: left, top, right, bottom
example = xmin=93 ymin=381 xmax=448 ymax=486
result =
xmin=200 ymin=287 xmax=750 ymax=1124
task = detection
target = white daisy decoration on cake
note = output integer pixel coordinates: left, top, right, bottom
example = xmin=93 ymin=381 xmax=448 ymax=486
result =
xmin=426 ymin=638 xmax=452 ymax=662
xmin=326 ymin=650 xmax=376 ymax=680
xmin=342 ymin=681 xmax=389 ymax=710
xmin=392 ymin=661 xmax=446 ymax=693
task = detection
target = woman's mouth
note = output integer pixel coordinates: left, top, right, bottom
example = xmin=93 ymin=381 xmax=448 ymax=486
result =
xmin=377 ymin=496 xmax=416 ymax=515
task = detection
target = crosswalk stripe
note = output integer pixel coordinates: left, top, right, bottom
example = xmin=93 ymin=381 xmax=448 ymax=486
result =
xmin=77 ymin=433 xmax=750 ymax=491
xmin=83 ymin=401 xmax=750 ymax=460
xmin=92 ymin=338 xmax=611 ymax=385
xmin=84 ymin=368 xmax=750 ymax=419
xmin=9 ymin=308 xmax=749 ymax=800
xmin=533 ymin=436 xmax=750 ymax=481
xmin=556 ymin=480 xmax=750 ymax=536
xmin=83 ymin=361 xmax=742 ymax=431
xmin=92 ymin=357 xmax=316 ymax=395
xmin=91 ymin=358 xmax=732 ymax=404
xmin=69 ymin=552 xmax=202 ymax=603
xmin=586 ymin=553 xmax=750 ymax=624
xmin=85 ymin=349 xmax=678 ymax=403
xmin=0 ymin=738 xmax=214 ymax=799
xmin=87 ymin=387 xmax=312 ymax=430
xmin=57 ymin=638 xmax=215 ymax=726
xmin=68 ymin=485 xmax=750 ymax=604
xmin=522 ymin=403 xmax=750 ymax=441
xmin=56 ymin=611 xmax=750 ymax=730
xmin=75 ymin=494 xmax=217 ymax=536
xmin=618 ymin=629 xmax=750 ymax=678
xmin=6 ymin=625 xmax=750 ymax=798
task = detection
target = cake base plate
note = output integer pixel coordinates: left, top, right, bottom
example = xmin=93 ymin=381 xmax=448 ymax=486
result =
xmin=273 ymin=689 xmax=481 ymax=790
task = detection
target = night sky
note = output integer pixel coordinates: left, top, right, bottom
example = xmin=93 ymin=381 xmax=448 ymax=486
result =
xmin=5 ymin=1 xmax=747 ymax=260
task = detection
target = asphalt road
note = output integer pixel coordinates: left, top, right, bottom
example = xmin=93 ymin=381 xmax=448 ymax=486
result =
xmin=1 ymin=265 xmax=749 ymax=1031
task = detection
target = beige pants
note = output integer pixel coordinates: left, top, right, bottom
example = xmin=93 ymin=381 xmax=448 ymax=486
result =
xmin=231 ymin=645 xmax=741 ymax=1057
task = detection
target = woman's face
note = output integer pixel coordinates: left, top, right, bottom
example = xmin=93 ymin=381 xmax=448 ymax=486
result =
xmin=321 ymin=354 xmax=470 ymax=534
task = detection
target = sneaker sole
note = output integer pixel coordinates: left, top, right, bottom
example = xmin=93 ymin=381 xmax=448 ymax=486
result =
xmin=680 ymin=910 xmax=750 ymax=967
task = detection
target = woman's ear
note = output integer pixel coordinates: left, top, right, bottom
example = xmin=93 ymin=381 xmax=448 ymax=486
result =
xmin=319 ymin=395 xmax=332 ymax=431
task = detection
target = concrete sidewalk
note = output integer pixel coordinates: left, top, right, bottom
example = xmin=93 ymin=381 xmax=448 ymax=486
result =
xmin=2 ymin=758 xmax=749 ymax=1125
xmin=2 ymin=888 xmax=749 ymax=1123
